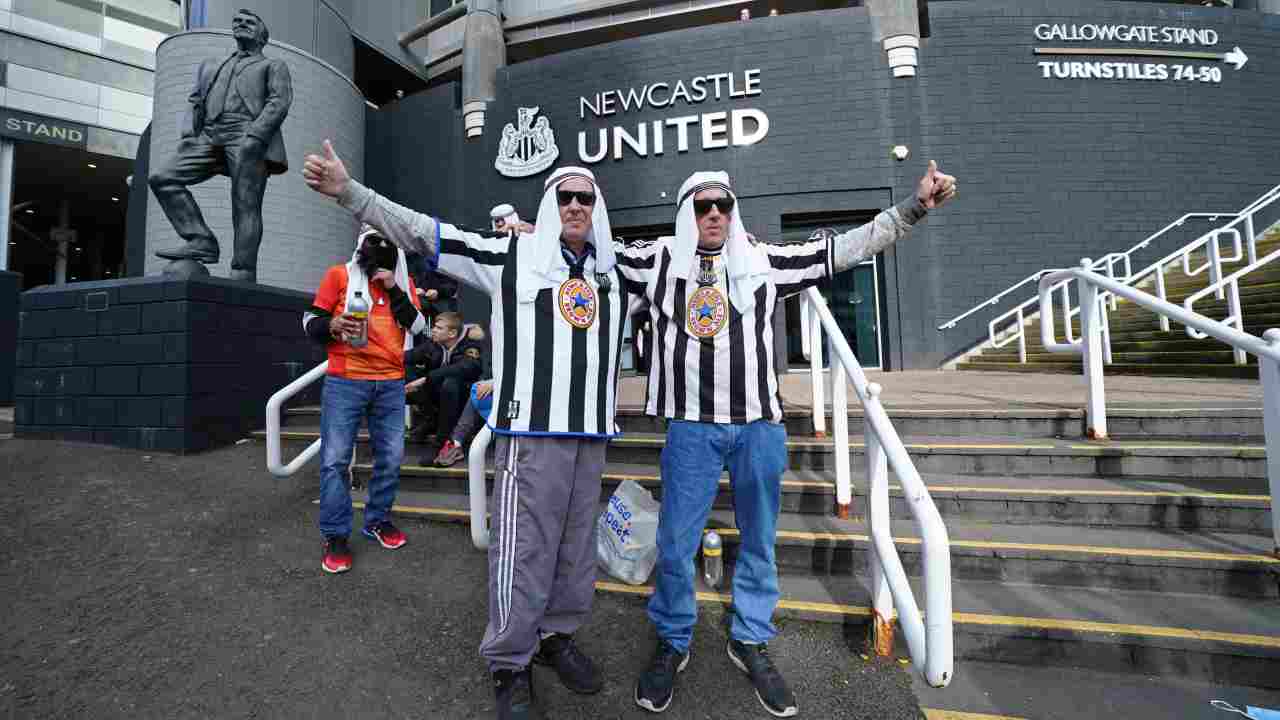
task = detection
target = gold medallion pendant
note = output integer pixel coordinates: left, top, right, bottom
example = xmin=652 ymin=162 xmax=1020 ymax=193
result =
xmin=687 ymin=286 xmax=727 ymax=337
xmin=558 ymin=278 xmax=597 ymax=329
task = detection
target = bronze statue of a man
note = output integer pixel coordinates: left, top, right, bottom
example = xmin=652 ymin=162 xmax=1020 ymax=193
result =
xmin=149 ymin=9 xmax=293 ymax=283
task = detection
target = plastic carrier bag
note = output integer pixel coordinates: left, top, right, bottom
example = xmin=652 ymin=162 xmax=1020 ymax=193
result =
xmin=596 ymin=479 xmax=661 ymax=585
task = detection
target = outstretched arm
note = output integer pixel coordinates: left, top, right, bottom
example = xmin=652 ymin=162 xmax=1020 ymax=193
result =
xmin=303 ymin=140 xmax=439 ymax=258
xmin=831 ymin=160 xmax=957 ymax=273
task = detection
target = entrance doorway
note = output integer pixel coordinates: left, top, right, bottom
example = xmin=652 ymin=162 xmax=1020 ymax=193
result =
xmin=781 ymin=211 xmax=887 ymax=369
xmin=7 ymin=141 xmax=131 ymax=290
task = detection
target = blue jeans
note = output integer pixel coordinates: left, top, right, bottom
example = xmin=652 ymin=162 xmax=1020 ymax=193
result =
xmin=318 ymin=375 xmax=405 ymax=538
xmin=647 ymin=419 xmax=788 ymax=653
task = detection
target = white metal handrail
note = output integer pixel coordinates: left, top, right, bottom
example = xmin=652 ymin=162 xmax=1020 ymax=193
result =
xmin=938 ymin=211 xmax=1238 ymax=334
xmin=1038 ymin=259 xmax=1280 ymax=557
xmin=804 ymin=287 xmax=953 ymax=688
xmin=265 ymin=360 xmax=328 ymax=477
xmin=468 ymin=424 xmax=493 ymax=550
xmin=1184 ymin=246 xmax=1280 ymax=365
xmin=939 ymin=183 xmax=1280 ymax=362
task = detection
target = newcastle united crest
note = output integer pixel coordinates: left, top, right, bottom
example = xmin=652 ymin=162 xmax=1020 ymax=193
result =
xmin=687 ymin=286 xmax=728 ymax=337
xmin=559 ymin=278 xmax=597 ymax=329
xmin=495 ymin=106 xmax=559 ymax=178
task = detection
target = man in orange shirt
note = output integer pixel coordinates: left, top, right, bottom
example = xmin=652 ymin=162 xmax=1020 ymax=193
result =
xmin=303 ymin=226 xmax=425 ymax=574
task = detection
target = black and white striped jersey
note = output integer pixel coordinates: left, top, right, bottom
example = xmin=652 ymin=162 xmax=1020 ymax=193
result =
xmin=615 ymin=235 xmax=829 ymax=424
xmin=615 ymin=199 xmax=924 ymax=424
xmin=435 ymin=223 xmax=630 ymax=436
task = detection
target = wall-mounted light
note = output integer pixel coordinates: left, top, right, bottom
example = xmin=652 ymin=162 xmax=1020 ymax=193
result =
xmin=111 ymin=197 xmax=119 ymax=202
xmin=87 ymin=163 xmax=97 ymax=169
xmin=891 ymin=144 xmax=910 ymax=161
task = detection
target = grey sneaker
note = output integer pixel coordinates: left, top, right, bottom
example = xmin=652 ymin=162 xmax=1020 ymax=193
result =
xmin=727 ymin=639 xmax=798 ymax=717
xmin=635 ymin=640 xmax=689 ymax=713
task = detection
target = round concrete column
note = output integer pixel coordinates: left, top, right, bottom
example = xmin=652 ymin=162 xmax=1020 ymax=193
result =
xmin=144 ymin=30 xmax=366 ymax=293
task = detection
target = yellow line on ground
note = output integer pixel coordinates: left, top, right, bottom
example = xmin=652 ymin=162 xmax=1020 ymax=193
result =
xmin=714 ymin=528 xmax=1280 ymax=564
xmin=345 ymin=499 xmax=1278 ymax=564
xmin=349 ymin=500 xmax=470 ymax=518
xmin=1067 ymin=444 xmax=1266 ymax=452
xmin=596 ymin=583 xmax=1280 ymax=649
xmin=952 ymin=612 xmax=1280 ymax=649
xmin=920 ymin=486 xmax=1269 ymax=502
xmin=594 ymin=581 xmax=871 ymax=616
xmin=923 ymin=710 xmax=1027 ymax=720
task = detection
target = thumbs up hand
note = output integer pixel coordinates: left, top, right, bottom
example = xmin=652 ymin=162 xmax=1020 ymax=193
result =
xmin=303 ymin=139 xmax=351 ymax=199
xmin=915 ymin=160 xmax=958 ymax=209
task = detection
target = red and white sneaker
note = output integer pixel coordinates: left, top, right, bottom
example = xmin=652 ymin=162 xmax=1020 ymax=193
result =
xmin=362 ymin=521 xmax=407 ymax=549
xmin=322 ymin=536 xmax=353 ymax=574
xmin=434 ymin=440 xmax=465 ymax=467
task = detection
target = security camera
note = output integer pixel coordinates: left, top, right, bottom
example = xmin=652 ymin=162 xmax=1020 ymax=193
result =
xmin=891 ymin=145 xmax=910 ymax=161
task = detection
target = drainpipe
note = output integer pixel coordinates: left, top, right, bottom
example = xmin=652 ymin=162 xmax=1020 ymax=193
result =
xmin=866 ymin=0 xmax=921 ymax=77
xmin=461 ymin=0 xmax=505 ymax=139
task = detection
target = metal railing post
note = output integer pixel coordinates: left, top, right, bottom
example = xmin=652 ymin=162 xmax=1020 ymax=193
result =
xmin=865 ymin=394 xmax=894 ymax=656
xmin=1229 ymin=282 xmax=1247 ymax=365
xmin=1260 ymin=330 xmax=1280 ymax=558
xmin=1077 ymin=260 xmax=1109 ymax=440
xmin=1016 ymin=308 xmax=1026 ymax=363
xmin=1155 ymin=266 xmax=1171 ymax=332
xmin=468 ymin=424 xmax=493 ymax=550
xmin=265 ymin=361 xmax=329 ymax=477
xmin=809 ymin=298 xmax=827 ymax=437
xmin=1210 ymin=230 xmax=1225 ymax=300
xmin=1246 ymin=213 xmax=1258 ymax=264
xmin=829 ymin=335 xmax=853 ymax=518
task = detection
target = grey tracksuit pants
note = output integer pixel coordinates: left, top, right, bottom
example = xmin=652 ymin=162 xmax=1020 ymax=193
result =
xmin=479 ymin=433 xmax=607 ymax=671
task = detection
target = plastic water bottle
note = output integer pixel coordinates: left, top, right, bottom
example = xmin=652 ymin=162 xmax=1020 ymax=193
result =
xmin=702 ymin=531 xmax=723 ymax=589
xmin=348 ymin=291 xmax=369 ymax=348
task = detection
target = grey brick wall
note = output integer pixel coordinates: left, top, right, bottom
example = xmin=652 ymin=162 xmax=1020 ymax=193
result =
xmin=365 ymin=0 xmax=1280 ymax=370
xmin=144 ymin=30 xmax=366 ymax=294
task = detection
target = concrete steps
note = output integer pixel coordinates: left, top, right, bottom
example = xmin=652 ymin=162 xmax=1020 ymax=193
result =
xmin=263 ymin=399 xmax=1280 ymax=692
xmin=263 ymin=427 xmax=1269 ymax=479
xmin=913 ymin=659 xmax=1280 ymax=720
xmin=350 ymin=487 xmax=1277 ymax=599
xmin=960 ymin=230 xmax=1280 ymax=378
xmin=352 ymin=483 xmax=1280 ymax=689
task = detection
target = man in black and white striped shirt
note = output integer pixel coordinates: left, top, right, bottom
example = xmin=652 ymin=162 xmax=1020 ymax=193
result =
xmin=628 ymin=167 xmax=957 ymax=717
xmin=304 ymin=143 xmax=631 ymax=720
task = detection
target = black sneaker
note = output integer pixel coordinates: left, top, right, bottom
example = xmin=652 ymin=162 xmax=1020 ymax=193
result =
xmin=533 ymin=633 xmax=602 ymax=694
xmin=634 ymin=640 xmax=689 ymax=713
xmin=727 ymin=639 xmax=798 ymax=717
xmin=493 ymin=667 xmax=537 ymax=720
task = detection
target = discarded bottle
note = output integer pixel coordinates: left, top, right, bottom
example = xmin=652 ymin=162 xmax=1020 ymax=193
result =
xmin=702 ymin=531 xmax=723 ymax=589
xmin=348 ymin=291 xmax=369 ymax=348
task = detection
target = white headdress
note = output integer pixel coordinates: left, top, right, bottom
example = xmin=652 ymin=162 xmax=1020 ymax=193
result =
xmin=490 ymin=203 xmax=519 ymax=231
xmin=671 ymin=171 xmax=769 ymax=310
xmin=518 ymin=166 xmax=616 ymax=301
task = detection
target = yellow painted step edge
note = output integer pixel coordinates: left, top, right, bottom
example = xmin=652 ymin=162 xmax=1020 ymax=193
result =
xmin=923 ymin=711 xmax=1026 ymax=720
xmin=353 ymin=464 xmax=1272 ymax=504
xmin=343 ymin=502 xmax=1280 ymax=567
xmin=593 ymin=581 xmax=1280 ymax=649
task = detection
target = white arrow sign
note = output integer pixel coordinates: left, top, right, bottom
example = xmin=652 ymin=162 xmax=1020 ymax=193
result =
xmin=1223 ymin=46 xmax=1248 ymax=70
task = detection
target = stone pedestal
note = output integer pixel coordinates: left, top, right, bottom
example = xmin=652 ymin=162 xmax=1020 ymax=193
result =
xmin=13 ymin=275 xmax=324 ymax=453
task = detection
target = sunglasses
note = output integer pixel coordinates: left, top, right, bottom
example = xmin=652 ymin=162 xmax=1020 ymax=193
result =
xmin=692 ymin=196 xmax=735 ymax=216
xmin=557 ymin=190 xmax=596 ymax=207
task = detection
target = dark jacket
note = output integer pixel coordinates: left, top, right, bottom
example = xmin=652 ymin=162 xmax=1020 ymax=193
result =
xmin=404 ymin=324 xmax=486 ymax=375
xmin=183 ymin=50 xmax=292 ymax=174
